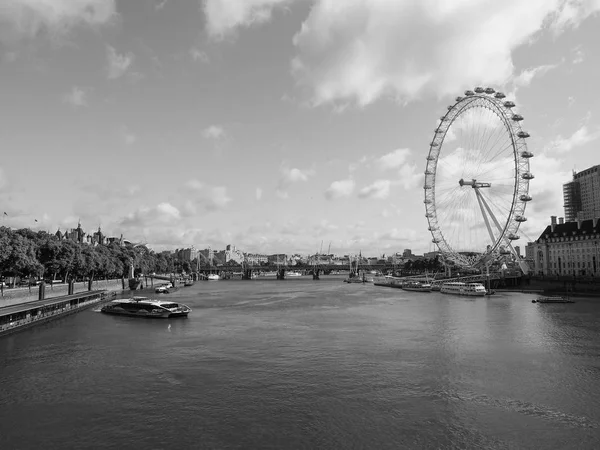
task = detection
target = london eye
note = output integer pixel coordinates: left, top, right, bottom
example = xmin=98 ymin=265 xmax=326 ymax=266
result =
xmin=424 ymin=87 xmax=533 ymax=272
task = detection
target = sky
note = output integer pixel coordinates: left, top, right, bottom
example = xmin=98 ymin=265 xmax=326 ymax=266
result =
xmin=0 ymin=0 xmax=599 ymax=257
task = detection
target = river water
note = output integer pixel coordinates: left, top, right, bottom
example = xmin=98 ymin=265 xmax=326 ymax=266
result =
xmin=1 ymin=276 xmax=599 ymax=449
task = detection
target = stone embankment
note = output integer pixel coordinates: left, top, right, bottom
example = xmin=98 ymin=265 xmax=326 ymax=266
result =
xmin=0 ymin=279 xmax=126 ymax=308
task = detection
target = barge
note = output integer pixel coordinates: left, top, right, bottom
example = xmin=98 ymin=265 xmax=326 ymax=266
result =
xmin=1 ymin=290 xmax=114 ymax=337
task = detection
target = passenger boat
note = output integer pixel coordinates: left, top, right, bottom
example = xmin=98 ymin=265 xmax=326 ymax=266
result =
xmin=373 ymin=275 xmax=403 ymax=288
xmin=155 ymin=282 xmax=172 ymax=294
xmin=532 ymin=296 xmax=575 ymax=304
xmin=440 ymin=282 xmax=486 ymax=296
xmin=286 ymin=271 xmax=302 ymax=277
xmin=402 ymin=281 xmax=432 ymax=292
xmin=207 ymin=274 xmax=221 ymax=281
xmin=101 ymin=297 xmax=191 ymax=318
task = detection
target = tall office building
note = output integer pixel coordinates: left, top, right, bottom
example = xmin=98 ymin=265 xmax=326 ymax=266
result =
xmin=563 ymin=165 xmax=600 ymax=222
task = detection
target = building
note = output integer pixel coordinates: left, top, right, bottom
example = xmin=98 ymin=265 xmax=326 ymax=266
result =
xmin=528 ymin=215 xmax=600 ymax=276
xmin=175 ymin=247 xmax=196 ymax=262
xmin=225 ymin=245 xmax=245 ymax=264
xmin=245 ymin=253 xmax=268 ymax=265
xmin=563 ymin=165 xmax=600 ymax=222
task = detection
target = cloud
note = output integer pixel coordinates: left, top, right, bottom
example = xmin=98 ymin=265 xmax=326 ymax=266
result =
xmin=155 ymin=0 xmax=168 ymax=10
xmin=277 ymin=164 xmax=315 ymax=197
xmin=256 ymin=187 xmax=263 ymax=200
xmin=324 ymin=179 xmax=355 ymax=200
xmin=63 ymin=86 xmax=88 ymax=107
xmin=513 ymin=64 xmax=558 ymax=87
xmin=378 ymin=148 xmax=411 ymax=170
xmin=0 ymin=0 xmax=116 ymax=44
xmin=547 ymin=125 xmax=600 ymax=153
xmin=572 ymin=46 xmax=584 ymax=64
xmin=202 ymin=125 xmax=225 ymax=139
xmin=288 ymin=0 xmax=600 ymax=107
xmin=185 ymin=179 xmax=232 ymax=211
xmin=120 ymin=202 xmax=181 ymax=227
xmin=122 ymin=127 xmax=137 ymax=145
xmin=358 ymin=180 xmax=391 ymax=199
xmin=190 ymin=48 xmax=209 ymax=63
xmin=107 ymin=45 xmax=133 ymax=79
xmin=203 ymin=0 xmax=292 ymax=38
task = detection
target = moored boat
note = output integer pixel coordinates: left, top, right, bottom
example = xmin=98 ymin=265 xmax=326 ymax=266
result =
xmin=402 ymin=281 xmax=432 ymax=292
xmin=207 ymin=273 xmax=221 ymax=281
xmin=286 ymin=271 xmax=302 ymax=277
xmin=440 ymin=282 xmax=486 ymax=296
xmin=532 ymin=296 xmax=574 ymax=304
xmin=101 ymin=297 xmax=191 ymax=318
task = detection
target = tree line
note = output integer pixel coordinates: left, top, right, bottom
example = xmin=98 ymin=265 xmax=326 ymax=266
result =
xmin=0 ymin=227 xmax=183 ymax=285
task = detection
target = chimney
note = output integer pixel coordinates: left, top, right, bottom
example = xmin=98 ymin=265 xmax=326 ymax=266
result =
xmin=551 ymin=216 xmax=557 ymax=232
xmin=558 ymin=217 xmax=564 ymax=224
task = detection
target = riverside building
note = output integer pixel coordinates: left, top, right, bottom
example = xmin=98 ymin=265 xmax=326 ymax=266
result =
xmin=563 ymin=164 xmax=600 ymax=222
xmin=527 ymin=215 xmax=600 ymax=276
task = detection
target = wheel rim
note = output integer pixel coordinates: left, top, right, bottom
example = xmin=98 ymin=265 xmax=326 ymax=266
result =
xmin=424 ymin=90 xmax=532 ymax=269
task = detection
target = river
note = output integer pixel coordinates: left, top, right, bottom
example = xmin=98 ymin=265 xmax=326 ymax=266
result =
xmin=1 ymin=276 xmax=599 ymax=449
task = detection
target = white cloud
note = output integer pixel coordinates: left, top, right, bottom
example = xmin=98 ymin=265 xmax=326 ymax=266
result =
xmin=288 ymin=0 xmax=600 ymax=106
xmin=513 ymin=64 xmax=558 ymax=87
xmin=0 ymin=0 xmax=116 ymax=43
xmin=325 ymin=179 xmax=355 ymax=200
xmin=349 ymin=155 xmax=368 ymax=173
xmin=358 ymin=179 xmax=391 ymax=200
xmin=107 ymin=45 xmax=133 ymax=80
xmin=63 ymin=86 xmax=88 ymax=107
xmin=547 ymin=125 xmax=600 ymax=153
xmin=204 ymin=0 xmax=292 ymax=38
xmin=202 ymin=125 xmax=225 ymax=139
xmin=378 ymin=148 xmax=411 ymax=170
xmin=256 ymin=187 xmax=263 ymax=200
xmin=572 ymin=46 xmax=584 ymax=64
xmin=277 ymin=164 xmax=315 ymax=196
xmin=397 ymin=164 xmax=422 ymax=190
xmin=190 ymin=48 xmax=209 ymax=63
xmin=120 ymin=202 xmax=181 ymax=227
xmin=122 ymin=127 xmax=137 ymax=145
xmin=185 ymin=179 xmax=232 ymax=211
xmin=155 ymin=0 xmax=168 ymax=10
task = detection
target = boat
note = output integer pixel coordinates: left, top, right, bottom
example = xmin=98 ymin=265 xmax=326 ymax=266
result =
xmin=101 ymin=297 xmax=191 ymax=318
xmin=155 ymin=283 xmax=171 ymax=294
xmin=532 ymin=296 xmax=575 ymax=304
xmin=286 ymin=271 xmax=302 ymax=277
xmin=207 ymin=273 xmax=221 ymax=281
xmin=344 ymin=274 xmax=366 ymax=284
xmin=440 ymin=281 xmax=487 ymax=296
xmin=402 ymin=281 xmax=432 ymax=292
xmin=373 ymin=275 xmax=403 ymax=288
xmin=183 ymin=279 xmax=194 ymax=287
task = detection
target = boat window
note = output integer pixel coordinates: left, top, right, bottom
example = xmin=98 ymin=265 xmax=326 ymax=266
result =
xmin=159 ymin=303 xmax=179 ymax=309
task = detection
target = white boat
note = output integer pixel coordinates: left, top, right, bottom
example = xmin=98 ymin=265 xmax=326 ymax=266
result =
xmin=440 ymin=282 xmax=486 ymax=296
xmin=101 ymin=297 xmax=191 ymax=318
xmin=402 ymin=281 xmax=432 ymax=292
xmin=207 ymin=274 xmax=221 ymax=281
xmin=286 ymin=271 xmax=302 ymax=277
xmin=532 ymin=296 xmax=574 ymax=304
xmin=155 ymin=282 xmax=172 ymax=293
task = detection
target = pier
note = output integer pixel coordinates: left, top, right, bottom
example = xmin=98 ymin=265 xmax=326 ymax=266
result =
xmin=0 ymin=290 xmax=115 ymax=337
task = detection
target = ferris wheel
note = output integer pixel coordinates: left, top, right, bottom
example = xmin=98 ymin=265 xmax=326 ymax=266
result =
xmin=424 ymin=87 xmax=533 ymax=272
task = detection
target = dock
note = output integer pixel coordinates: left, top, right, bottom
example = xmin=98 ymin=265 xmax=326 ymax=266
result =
xmin=0 ymin=290 xmax=115 ymax=337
